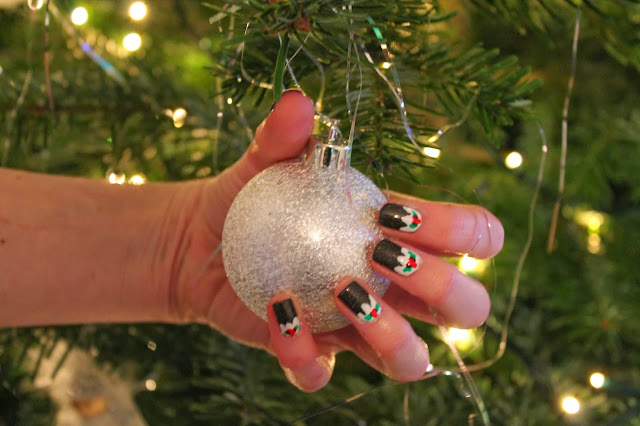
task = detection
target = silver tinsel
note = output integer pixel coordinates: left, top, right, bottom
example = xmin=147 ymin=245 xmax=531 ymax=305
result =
xmin=222 ymin=144 xmax=389 ymax=332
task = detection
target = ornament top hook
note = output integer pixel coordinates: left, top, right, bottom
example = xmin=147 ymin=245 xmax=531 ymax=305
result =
xmin=307 ymin=125 xmax=350 ymax=171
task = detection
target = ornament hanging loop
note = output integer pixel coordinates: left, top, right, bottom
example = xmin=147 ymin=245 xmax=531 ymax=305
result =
xmin=308 ymin=142 xmax=351 ymax=171
xmin=307 ymin=123 xmax=351 ymax=170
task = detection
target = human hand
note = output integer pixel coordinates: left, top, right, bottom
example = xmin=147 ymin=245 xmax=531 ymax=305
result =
xmin=168 ymin=90 xmax=503 ymax=391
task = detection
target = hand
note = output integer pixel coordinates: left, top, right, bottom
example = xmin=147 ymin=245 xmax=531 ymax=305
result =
xmin=168 ymin=91 xmax=504 ymax=391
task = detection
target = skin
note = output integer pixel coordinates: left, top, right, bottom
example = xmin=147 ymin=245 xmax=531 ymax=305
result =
xmin=0 ymin=91 xmax=503 ymax=392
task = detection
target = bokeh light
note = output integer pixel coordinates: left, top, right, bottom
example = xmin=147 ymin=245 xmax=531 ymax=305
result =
xmin=123 ymin=33 xmax=142 ymax=51
xmin=71 ymin=7 xmax=88 ymax=26
xmin=129 ymin=2 xmax=147 ymax=20
xmin=505 ymin=151 xmax=523 ymax=169
xmin=129 ymin=174 xmax=145 ymax=185
xmin=561 ymin=396 xmax=580 ymax=414
xmin=172 ymin=108 xmax=187 ymax=128
xmin=590 ymin=372 xmax=605 ymax=389
xmin=108 ymin=172 xmax=126 ymax=185
xmin=145 ymin=379 xmax=157 ymax=391
xmin=28 ymin=0 xmax=44 ymax=11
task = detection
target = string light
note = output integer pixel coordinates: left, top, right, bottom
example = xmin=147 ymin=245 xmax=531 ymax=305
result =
xmin=422 ymin=147 xmax=441 ymax=158
xmin=459 ymin=254 xmax=482 ymax=272
xmin=108 ymin=172 xmax=126 ymax=185
xmin=145 ymin=379 xmax=157 ymax=391
xmin=147 ymin=340 xmax=157 ymax=351
xmin=590 ymin=372 xmax=606 ymax=389
xmin=129 ymin=174 xmax=145 ymax=185
xmin=129 ymin=2 xmax=147 ymax=20
xmin=123 ymin=33 xmax=142 ymax=51
xmin=505 ymin=151 xmax=523 ymax=169
xmin=172 ymin=108 xmax=187 ymax=128
xmin=28 ymin=0 xmax=44 ymax=10
xmin=561 ymin=396 xmax=580 ymax=414
xmin=381 ymin=61 xmax=392 ymax=69
xmin=71 ymin=7 xmax=88 ymax=26
xmin=447 ymin=328 xmax=470 ymax=342
xmin=226 ymin=97 xmax=233 ymax=105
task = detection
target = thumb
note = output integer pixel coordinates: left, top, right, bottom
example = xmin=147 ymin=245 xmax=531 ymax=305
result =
xmin=216 ymin=90 xmax=315 ymax=202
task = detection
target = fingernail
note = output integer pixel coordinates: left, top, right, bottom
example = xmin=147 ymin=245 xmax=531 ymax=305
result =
xmin=373 ymin=239 xmax=422 ymax=276
xmin=338 ymin=281 xmax=381 ymax=323
xmin=378 ymin=203 xmax=422 ymax=232
xmin=270 ymin=89 xmax=303 ymax=112
xmin=273 ymin=299 xmax=300 ymax=337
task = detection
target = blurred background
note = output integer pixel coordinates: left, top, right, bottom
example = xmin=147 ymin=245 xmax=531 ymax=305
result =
xmin=1 ymin=0 xmax=639 ymax=424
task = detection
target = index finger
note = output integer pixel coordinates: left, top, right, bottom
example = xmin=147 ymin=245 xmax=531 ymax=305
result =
xmin=379 ymin=193 xmax=504 ymax=259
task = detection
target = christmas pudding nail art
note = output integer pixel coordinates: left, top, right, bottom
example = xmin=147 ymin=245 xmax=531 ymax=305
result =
xmin=378 ymin=203 xmax=422 ymax=232
xmin=373 ymin=239 xmax=422 ymax=276
xmin=273 ymin=299 xmax=300 ymax=337
xmin=338 ymin=282 xmax=381 ymax=323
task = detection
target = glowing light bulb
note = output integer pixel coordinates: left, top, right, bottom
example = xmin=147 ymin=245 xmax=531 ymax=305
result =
xmin=460 ymin=254 xmax=480 ymax=272
xmin=226 ymin=97 xmax=233 ymax=105
xmin=505 ymin=151 xmax=523 ymax=169
xmin=590 ymin=372 xmax=605 ymax=389
xmin=423 ymin=147 xmax=441 ymax=159
xmin=145 ymin=379 xmax=157 ymax=391
xmin=447 ymin=328 xmax=470 ymax=342
xmin=129 ymin=174 xmax=145 ymax=185
xmin=561 ymin=396 xmax=580 ymax=414
xmin=172 ymin=108 xmax=187 ymax=128
xmin=108 ymin=172 xmax=126 ymax=185
xmin=129 ymin=2 xmax=146 ymax=20
xmin=71 ymin=7 xmax=88 ymax=25
xmin=123 ymin=33 xmax=142 ymax=51
xmin=381 ymin=62 xmax=392 ymax=69
xmin=28 ymin=0 xmax=44 ymax=10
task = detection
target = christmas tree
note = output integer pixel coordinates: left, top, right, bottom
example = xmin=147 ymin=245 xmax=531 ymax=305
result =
xmin=1 ymin=0 xmax=639 ymax=424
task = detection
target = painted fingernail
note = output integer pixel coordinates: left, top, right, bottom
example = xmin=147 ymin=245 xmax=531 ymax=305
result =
xmin=373 ymin=239 xmax=422 ymax=276
xmin=273 ymin=299 xmax=300 ymax=337
xmin=338 ymin=281 xmax=381 ymax=323
xmin=379 ymin=203 xmax=422 ymax=232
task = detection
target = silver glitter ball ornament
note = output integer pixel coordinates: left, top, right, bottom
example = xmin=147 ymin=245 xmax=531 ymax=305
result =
xmin=222 ymin=142 xmax=390 ymax=333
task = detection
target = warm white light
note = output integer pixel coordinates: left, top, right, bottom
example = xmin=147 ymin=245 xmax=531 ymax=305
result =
xmin=123 ymin=33 xmax=142 ymax=51
xmin=587 ymin=234 xmax=601 ymax=254
xmin=129 ymin=174 xmax=145 ymax=185
xmin=381 ymin=62 xmax=392 ymax=69
xmin=71 ymin=7 xmax=88 ymax=25
xmin=505 ymin=151 xmax=523 ymax=169
xmin=145 ymin=379 xmax=157 ymax=391
xmin=28 ymin=0 xmax=44 ymax=10
xmin=226 ymin=97 xmax=233 ymax=105
xmin=172 ymin=108 xmax=187 ymax=128
xmin=108 ymin=172 xmax=126 ymax=185
xmin=447 ymin=328 xmax=470 ymax=342
xmin=460 ymin=254 xmax=480 ymax=272
xmin=561 ymin=396 xmax=580 ymax=414
xmin=129 ymin=2 xmax=147 ymax=20
xmin=575 ymin=210 xmax=605 ymax=232
xmin=147 ymin=341 xmax=157 ymax=351
xmin=590 ymin=372 xmax=605 ymax=389
xmin=423 ymin=147 xmax=441 ymax=158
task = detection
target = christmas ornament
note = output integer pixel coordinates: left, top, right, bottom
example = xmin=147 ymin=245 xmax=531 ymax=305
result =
xmin=222 ymin=140 xmax=390 ymax=333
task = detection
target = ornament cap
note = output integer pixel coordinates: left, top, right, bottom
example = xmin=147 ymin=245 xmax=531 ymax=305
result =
xmin=308 ymin=143 xmax=351 ymax=170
